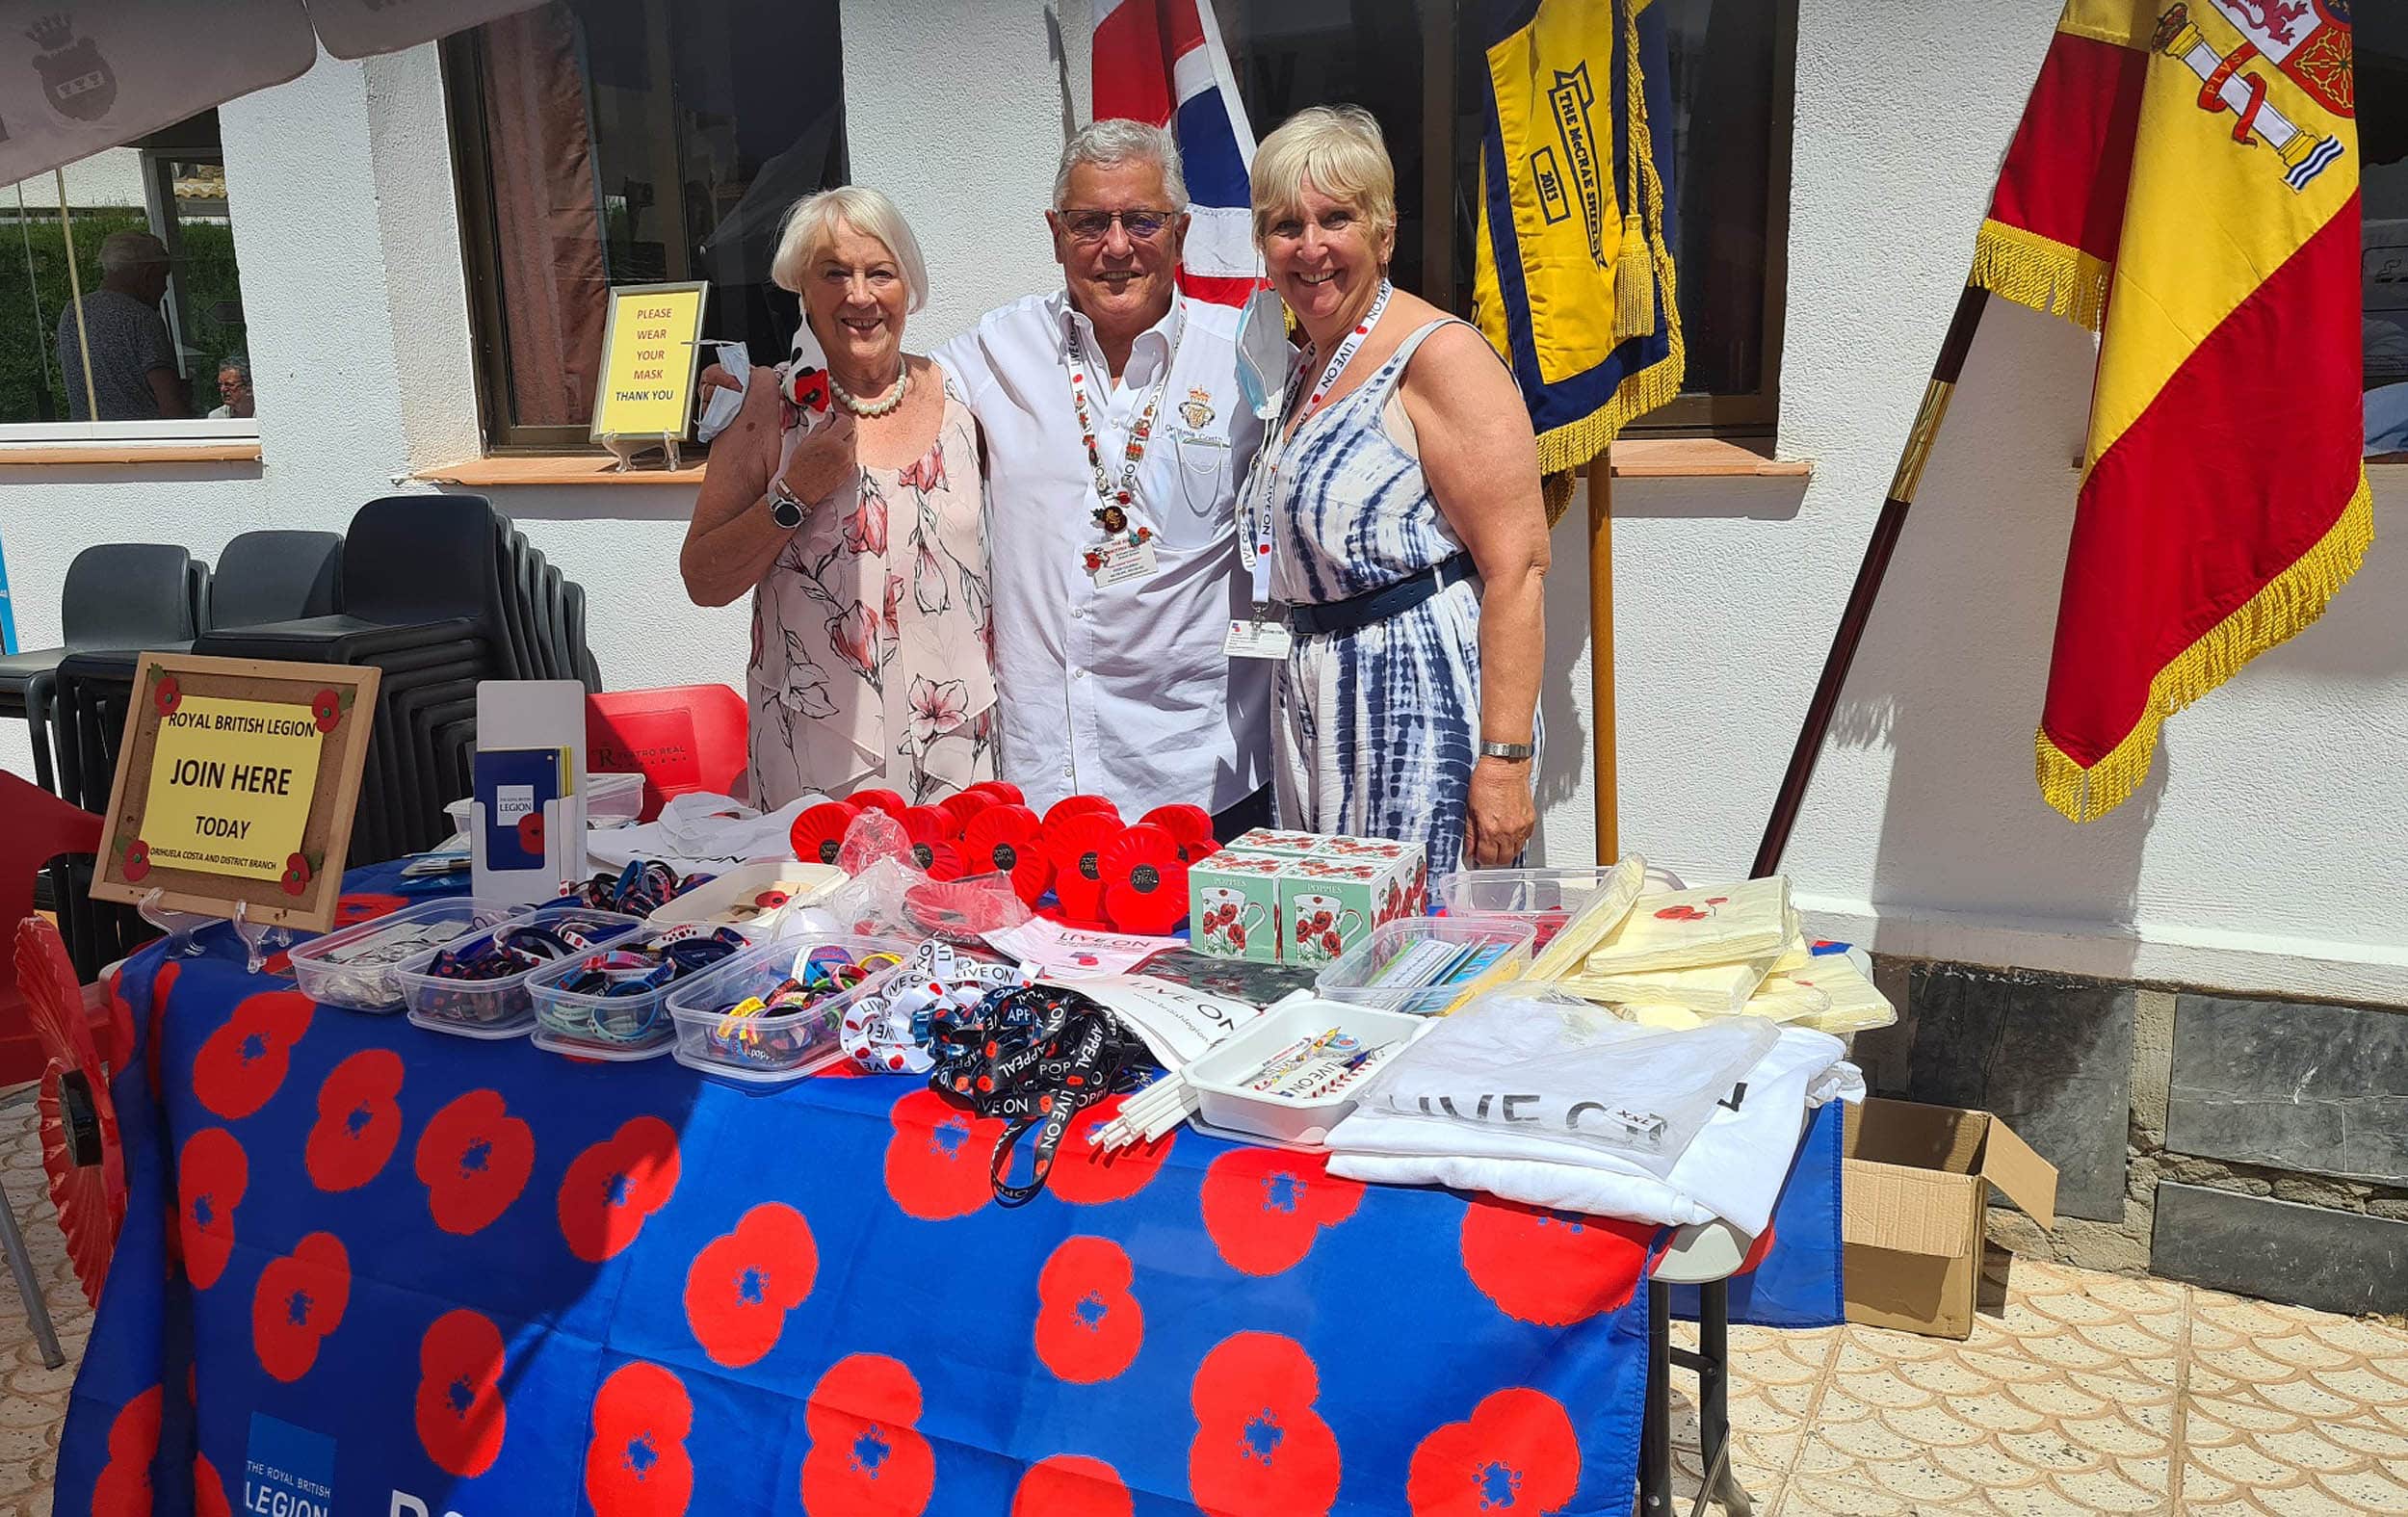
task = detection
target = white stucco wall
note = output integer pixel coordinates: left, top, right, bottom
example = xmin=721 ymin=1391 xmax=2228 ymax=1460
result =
xmin=1 ymin=0 xmax=2399 ymax=1001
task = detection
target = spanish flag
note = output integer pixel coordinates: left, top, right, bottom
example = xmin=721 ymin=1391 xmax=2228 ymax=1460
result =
xmin=1471 ymin=0 xmax=1683 ymax=508
xmin=1976 ymin=0 xmax=2368 ymax=822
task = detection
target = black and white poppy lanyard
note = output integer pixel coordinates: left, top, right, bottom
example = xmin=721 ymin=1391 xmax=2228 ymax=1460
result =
xmin=1243 ymin=279 xmax=1394 ymax=599
xmin=928 ymin=983 xmax=1149 ymax=1206
xmin=1063 ymin=302 xmax=1187 ymax=526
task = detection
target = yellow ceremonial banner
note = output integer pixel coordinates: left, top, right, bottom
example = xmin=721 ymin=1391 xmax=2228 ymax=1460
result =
xmin=144 ymin=694 xmax=325 ymax=881
xmin=590 ymin=280 xmax=709 ymax=440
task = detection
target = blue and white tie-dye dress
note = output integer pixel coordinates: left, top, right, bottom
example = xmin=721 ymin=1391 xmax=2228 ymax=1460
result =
xmin=1269 ymin=317 xmax=1525 ymax=876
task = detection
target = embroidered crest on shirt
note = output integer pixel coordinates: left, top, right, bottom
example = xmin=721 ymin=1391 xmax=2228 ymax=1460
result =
xmin=1179 ymin=386 xmax=1216 ymax=429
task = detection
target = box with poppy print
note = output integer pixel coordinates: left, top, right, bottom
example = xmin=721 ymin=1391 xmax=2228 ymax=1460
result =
xmin=1190 ymin=850 xmax=1289 ymax=961
xmin=1278 ymin=847 xmax=1426 ymax=968
xmin=1224 ymin=827 xmax=1326 ymax=857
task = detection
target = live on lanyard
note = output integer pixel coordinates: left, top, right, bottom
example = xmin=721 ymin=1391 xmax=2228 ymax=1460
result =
xmin=1065 ymin=302 xmax=1187 ymax=587
xmin=1233 ymin=279 xmax=1396 ymax=637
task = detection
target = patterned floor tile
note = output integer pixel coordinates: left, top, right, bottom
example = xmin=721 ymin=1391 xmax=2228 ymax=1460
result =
xmin=0 ymin=1093 xmax=88 ymax=1517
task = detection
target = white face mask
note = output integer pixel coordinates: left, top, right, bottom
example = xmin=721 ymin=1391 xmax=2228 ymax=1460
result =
xmin=1234 ymin=289 xmax=1293 ymax=420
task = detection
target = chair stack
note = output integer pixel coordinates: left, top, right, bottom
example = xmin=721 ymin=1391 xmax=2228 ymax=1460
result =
xmin=6 ymin=545 xmax=205 ymax=796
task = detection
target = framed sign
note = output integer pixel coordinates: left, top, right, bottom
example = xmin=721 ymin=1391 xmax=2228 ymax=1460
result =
xmin=589 ymin=280 xmax=710 ymax=448
xmin=89 ymin=654 xmax=381 ymax=933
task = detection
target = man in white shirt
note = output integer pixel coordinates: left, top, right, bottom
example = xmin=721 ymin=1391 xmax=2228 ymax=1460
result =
xmin=935 ymin=120 xmax=1270 ymax=833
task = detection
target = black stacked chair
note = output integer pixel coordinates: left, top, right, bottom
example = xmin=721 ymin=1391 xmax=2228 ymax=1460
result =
xmin=9 ymin=544 xmax=202 ymax=795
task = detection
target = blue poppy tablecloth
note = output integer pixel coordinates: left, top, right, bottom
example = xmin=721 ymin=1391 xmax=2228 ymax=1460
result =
xmin=53 ymin=866 xmax=1841 ymax=1517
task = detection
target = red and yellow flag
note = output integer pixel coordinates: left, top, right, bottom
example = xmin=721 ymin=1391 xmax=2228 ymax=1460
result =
xmin=1974 ymin=0 xmax=2367 ymax=822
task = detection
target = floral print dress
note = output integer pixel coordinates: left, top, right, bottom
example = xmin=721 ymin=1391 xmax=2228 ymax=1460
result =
xmin=746 ymin=377 xmax=996 ymax=807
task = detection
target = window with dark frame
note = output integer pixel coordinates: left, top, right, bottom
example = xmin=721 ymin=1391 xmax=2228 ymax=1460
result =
xmin=444 ymin=0 xmax=848 ymax=454
xmin=2361 ymin=6 xmax=2405 ymax=460
xmin=1222 ymin=0 xmax=1794 ymax=441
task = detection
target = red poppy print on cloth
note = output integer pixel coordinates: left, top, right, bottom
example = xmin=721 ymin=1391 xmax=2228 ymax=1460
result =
xmin=177 ymin=1126 xmax=248 ymax=1290
xmin=1011 ymin=1455 xmax=1133 ymax=1517
xmin=883 ymin=1087 xmax=1004 ymax=1221
xmin=585 ymin=1361 xmax=695 ymax=1517
xmin=1048 ymin=1095 xmax=1175 ymax=1206
xmin=90 ymin=1384 xmax=162 ymax=1517
xmin=559 ymin=1116 xmax=682 ymax=1264
xmin=1034 ymin=1236 xmax=1142 ymax=1384
xmin=799 ymin=1354 xmax=936 ymax=1517
xmin=250 ymin=1231 xmax=351 ymax=1382
xmin=195 ymin=1452 xmax=232 ymax=1517
xmin=415 ymin=1089 xmax=536 ymax=1236
xmin=1198 ymin=1147 xmax=1363 ymax=1276
xmin=332 ymin=892 xmax=409 ymax=928
xmin=146 ymin=958 xmax=181 ymax=1101
xmin=191 ymin=989 xmax=312 ymax=1119
xmin=416 ymin=1309 xmax=509 ymax=1478
xmin=304 ymin=1049 xmax=404 ymax=1192
xmin=1459 ymin=1199 xmax=1652 ymax=1326
xmin=1405 ymin=1388 xmax=1581 ymax=1517
xmin=684 ymin=1203 xmax=817 ymax=1369
xmin=1188 ymin=1332 xmax=1342 ymax=1517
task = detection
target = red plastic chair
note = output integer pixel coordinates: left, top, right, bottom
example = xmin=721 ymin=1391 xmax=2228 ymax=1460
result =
xmin=586 ymin=685 xmax=749 ymax=822
xmin=1 ymin=771 xmax=104 ymax=1087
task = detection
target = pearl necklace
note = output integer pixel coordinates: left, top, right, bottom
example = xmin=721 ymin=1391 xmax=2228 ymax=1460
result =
xmin=830 ymin=363 xmax=909 ymax=418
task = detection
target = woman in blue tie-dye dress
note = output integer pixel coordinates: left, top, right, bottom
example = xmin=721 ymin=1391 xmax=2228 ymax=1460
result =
xmin=1247 ymin=107 xmax=1551 ymax=876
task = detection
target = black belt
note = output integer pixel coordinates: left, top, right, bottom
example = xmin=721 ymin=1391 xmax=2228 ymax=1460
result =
xmin=1286 ymin=555 xmax=1477 ymax=637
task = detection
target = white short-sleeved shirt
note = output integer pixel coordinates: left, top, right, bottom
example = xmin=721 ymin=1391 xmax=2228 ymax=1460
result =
xmin=936 ymin=291 xmax=1269 ymax=817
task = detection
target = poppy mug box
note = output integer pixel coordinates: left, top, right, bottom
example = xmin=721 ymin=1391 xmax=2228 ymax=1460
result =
xmin=1191 ymin=834 xmax=1427 ymax=965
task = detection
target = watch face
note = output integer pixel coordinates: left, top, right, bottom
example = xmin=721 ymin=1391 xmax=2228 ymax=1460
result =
xmin=771 ymin=493 xmax=803 ymax=529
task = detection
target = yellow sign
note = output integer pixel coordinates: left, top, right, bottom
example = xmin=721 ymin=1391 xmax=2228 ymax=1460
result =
xmin=143 ymin=693 xmax=325 ymax=882
xmin=591 ymin=280 xmax=709 ymax=439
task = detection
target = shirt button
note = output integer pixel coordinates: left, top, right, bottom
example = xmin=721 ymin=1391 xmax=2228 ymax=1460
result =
xmin=1074 ymin=669 xmax=1088 ymax=680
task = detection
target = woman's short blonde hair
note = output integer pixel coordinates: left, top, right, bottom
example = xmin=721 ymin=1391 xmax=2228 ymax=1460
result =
xmin=1249 ymin=105 xmax=1398 ymax=249
xmin=770 ymin=186 xmax=929 ymax=312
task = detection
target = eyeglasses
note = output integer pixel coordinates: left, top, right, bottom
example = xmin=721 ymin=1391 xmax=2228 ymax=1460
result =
xmin=1060 ymin=208 xmax=1178 ymax=243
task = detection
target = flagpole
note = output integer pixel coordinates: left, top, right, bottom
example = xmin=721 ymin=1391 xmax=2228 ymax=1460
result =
xmin=1749 ymin=283 xmax=1991 ymax=878
xmin=1591 ymin=460 xmax=1618 ymax=865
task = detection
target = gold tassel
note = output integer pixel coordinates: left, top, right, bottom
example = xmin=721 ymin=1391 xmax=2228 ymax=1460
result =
xmin=1613 ymin=213 xmax=1655 ymax=344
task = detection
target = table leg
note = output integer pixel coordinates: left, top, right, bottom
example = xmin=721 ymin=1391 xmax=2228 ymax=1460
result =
xmin=1697 ymin=1279 xmax=1752 ymax=1517
xmin=0 ymin=1192 xmax=64 ymax=1371
xmin=1639 ymin=1281 xmax=1671 ymax=1514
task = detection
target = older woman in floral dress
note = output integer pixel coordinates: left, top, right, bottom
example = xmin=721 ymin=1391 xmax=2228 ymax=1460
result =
xmin=682 ymin=187 xmax=995 ymax=807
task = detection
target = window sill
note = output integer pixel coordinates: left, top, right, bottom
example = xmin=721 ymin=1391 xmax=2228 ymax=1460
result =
xmin=0 ymin=441 xmax=263 ymax=466
xmin=414 ymin=454 xmax=707 ymax=487
xmin=420 ymin=436 xmax=1816 ymax=489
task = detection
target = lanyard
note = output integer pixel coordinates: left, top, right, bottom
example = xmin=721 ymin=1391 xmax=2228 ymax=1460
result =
xmin=1243 ymin=280 xmax=1395 ymax=602
xmin=1064 ymin=302 xmax=1187 ymax=529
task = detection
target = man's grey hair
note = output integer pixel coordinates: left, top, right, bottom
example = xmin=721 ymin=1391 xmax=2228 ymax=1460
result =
xmin=98 ymin=229 xmax=169 ymax=275
xmin=1054 ymin=118 xmax=1188 ymax=209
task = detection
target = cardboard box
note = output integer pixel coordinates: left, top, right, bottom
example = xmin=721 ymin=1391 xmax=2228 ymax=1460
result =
xmin=1191 ymin=833 xmax=1429 ymax=964
xmin=1841 ymin=1098 xmax=2058 ymax=1339
xmin=1191 ymin=851 xmax=1289 ymax=961
xmin=1278 ymin=853 xmax=1420 ymax=966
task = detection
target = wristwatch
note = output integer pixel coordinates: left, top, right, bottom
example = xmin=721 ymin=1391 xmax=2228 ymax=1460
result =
xmin=768 ymin=480 xmax=805 ymax=530
xmin=1479 ymin=740 xmax=1535 ymax=762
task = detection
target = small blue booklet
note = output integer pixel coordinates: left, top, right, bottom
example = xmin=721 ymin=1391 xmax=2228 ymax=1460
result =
xmin=474 ymin=746 xmax=566 ymax=873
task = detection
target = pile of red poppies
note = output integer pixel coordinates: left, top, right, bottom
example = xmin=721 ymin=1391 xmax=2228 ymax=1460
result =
xmin=789 ymin=785 xmax=1217 ymax=934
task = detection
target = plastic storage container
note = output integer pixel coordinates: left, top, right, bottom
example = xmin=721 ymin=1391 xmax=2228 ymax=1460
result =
xmin=525 ymin=923 xmax=749 ymax=1060
xmin=1181 ymin=999 xmax=1427 ymax=1147
xmin=1312 ymin=918 xmax=1536 ymax=1016
xmin=290 ymin=899 xmax=531 ymax=1012
xmin=1435 ymin=864 xmax=1688 ymax=949
xmin=397 ymin=905 xmax=644 ymax=1038
xmin=666 ymin=933 xmax=913 ymax=1084
xmin=644 ymin=861 xmax=848 ymax=942
xmin=443 ymin=771 xmax=645 ymax=832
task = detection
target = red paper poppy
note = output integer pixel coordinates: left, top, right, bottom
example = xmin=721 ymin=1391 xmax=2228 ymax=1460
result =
xmin=177 ymin=1127 xmax=248 ymax=1290
xmin=1044 ymin=812 xmax=1123 ymax=924
xmin=1198 ymin=1148 xmax=1363 ymax=1277
xmin=280 ymin=852 xmax=313 ymax=898
xmin=882 ymin=1088 xmax=1003 ymax=1221
xmin=849 ymin=787 xmax=908 ymax=817
xmin=1048 ymin=1094 xmax=1176 ymax=1206
xmin=1099 ymin=824 xmax=1189 ymax=934
xmin=121 ymin=837 xmax=150 ymax=883
xmin=1011 ymin=1455 xmax=1132 ymax=1517
xmin=559 ymin=1115 xmax=683 ymax=1264
xmin=332 ymin=892 xmax=409 ymax=928
xmin=415 ymin=1089 xmax=536 ymax=1236
xmin=154 ymin=674 xmax=182 ymax=717
xmin=938 ymin=788 xmax=993 ymax=834
xmin=250 ymin=1231 xmax=351 ymax=1382
xmin=515 ymin=813 xmax=546 ymax=858
xmin=91 ymin=1383 xmax=162 ymax=1517
xmin=1459 ymin=1199 xmax=1653 ymax=1326
xmin=792 ymin=799 xmax=861 ymax=867
xmin=1034 ymin=1236 xmax=1142 ymax=1384
xmin=909 ymin=838 xmax=965 ymax=881
xmin=1043 ymin=794 xmax=1119 ymax=829
xmin=685 ymin=1202 xmax=817 ymax=1368
xmin=196 ymin=1452 xmax=232 ymax=1517
xmin=1404 ymin=1387 xmax=1581 ymax=1517
xmin=799 ymin=1353 xmax=935 ymax=1517
xmin=192 ymin=988 xmax=312 ymax=1120
xmin=310 ymin=688 xmax=343 ymax=733
xmin=899 ymin=803 xmax=954 ymax=846
xmin=1139 ymin=802 xmax=1216 ymax=850
xmin=961 ymin=804 xmax=1049 ymax=904
xmin=416 ymin=1308 xmax=510 ymax=1478
xmin=970 ymin=779 xmax=1025 ymax=806
xmin=585 ymin=1361 xmax=695 ymax=1517
xmin=1188 ymin=1332 xmax=1342 ymax=1517
xmin=304 ymin=1049 xmax=404 ymax=1192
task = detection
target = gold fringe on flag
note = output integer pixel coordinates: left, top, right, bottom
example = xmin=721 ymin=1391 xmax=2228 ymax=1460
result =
xmin=1970 ymin=219 xmax=2112 ymax=332
xmin=2034 ymin=469 xmax=2374 ymax=822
